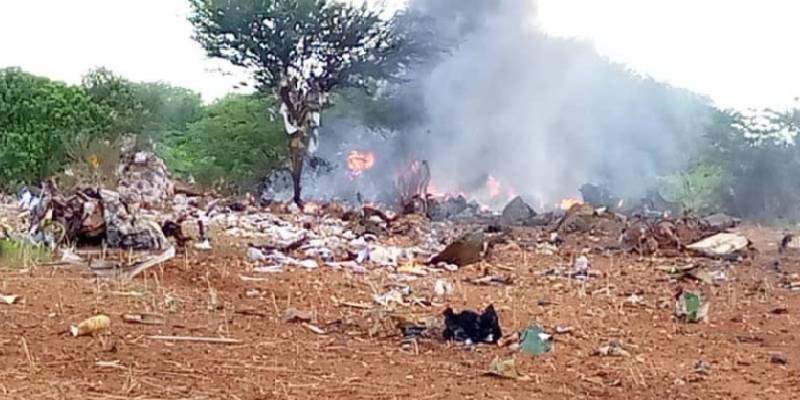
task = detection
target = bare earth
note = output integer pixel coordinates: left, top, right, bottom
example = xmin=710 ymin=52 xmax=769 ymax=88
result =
xmin=1 ymin=222 xmax=799 ymax=400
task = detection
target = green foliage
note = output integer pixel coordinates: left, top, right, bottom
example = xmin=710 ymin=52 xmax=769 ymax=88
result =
xmin=135 ymin=82 xmax=204 ymax=133
xmin=697 ymin=107 xmax=800 ymax=221
xmin=82 ymin=68 xmax=203 ymax=140
xmin=82 ymin=67 xmax=145 ymax=136
xmin=56 ymin=132 xmax=123 ymax=192
xmin=165 ymin=94 xmax=286 ymax=191
xmin=188 ymin=0 xmax=412 ymax=93
xmin=0 ymin=238 xmax=51 ymax=267
xmin=658 ymin=161 xmax=726 ymax=215
xmin=0 ymin=68 xmax=111 ymax=191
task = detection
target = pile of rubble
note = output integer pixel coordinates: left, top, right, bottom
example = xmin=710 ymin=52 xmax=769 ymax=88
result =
xmin=11 ymin=151 xmax=174 ymax=251
xmin=117 ymin=151 xmax=175 ymax=208
xmin=3 ymin=152 xmax=759 ymax=280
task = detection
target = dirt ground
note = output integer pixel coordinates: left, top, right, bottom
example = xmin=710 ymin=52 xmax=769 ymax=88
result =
xmin=1 ymin=221 xmax=799 ymax=400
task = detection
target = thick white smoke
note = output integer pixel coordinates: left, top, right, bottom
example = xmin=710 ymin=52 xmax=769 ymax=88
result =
xmin=301 ymin=0 xmax=712 ymax=209
xmin=405 ymin=0 xmax=710 ymax=204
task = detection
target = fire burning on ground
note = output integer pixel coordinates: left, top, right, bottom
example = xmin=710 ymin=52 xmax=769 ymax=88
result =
xmin=346 ymin=150 xmax=375 ymax=177
xmin=559 ymin=197 xmax=583 ymax=211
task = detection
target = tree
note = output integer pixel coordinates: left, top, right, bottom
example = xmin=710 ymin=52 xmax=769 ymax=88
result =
xmin=0 ymin=68 xmax=111 ymax=190
xmin=700 ymin=107 xmax=800 ymax=221
xmin=167 ymin=94 xmax=285 ymax=191
xmin=188 ymin=0 xmax=414 ymax=205
xmin=82 ymin=68 xmax=203 ymax=140
xmin=82 ymin=67 xmax=145 ymax=136
xmin=134 ymin=81 xmax=204 ymax=134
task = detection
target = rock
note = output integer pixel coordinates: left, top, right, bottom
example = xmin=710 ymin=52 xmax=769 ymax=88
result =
xmin=703 ymin=213 xmax=740 ymax=230
xmin=426 ymin=196 xmax=470 ymax=221
xmin=117 ymin=151 xmax=174 ymax=209
xmin=769 ymin=353 xmax=788 ymax=365
xmin=100 ymin=190 xmax=167 ymax=250
xmin=430 ymin=231 xmax=485 ymax=267
xmin=501 ymin=196 xmax=536 ymax=225
xmin=283 ymin=308 xmax=313 ymax=323
xmin=780 ymin=234 xmax=800 ymax=254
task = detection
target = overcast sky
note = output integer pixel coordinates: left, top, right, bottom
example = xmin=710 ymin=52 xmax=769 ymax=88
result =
xmin=1 ymin=0 xmax=798 ymax=110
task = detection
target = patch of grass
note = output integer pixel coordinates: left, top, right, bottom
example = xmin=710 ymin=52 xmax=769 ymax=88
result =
xmin=0 ymin=238 xmax=51 ymax=267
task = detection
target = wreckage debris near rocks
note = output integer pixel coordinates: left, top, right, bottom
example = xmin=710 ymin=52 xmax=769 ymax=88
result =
xmin=90 ymin=247 xmax=176 ymax=279
xmin=161 ymin=219 xmax=193 ymax=247
xmin=501 ymin=196 xmax=537 ymax=226
xmin=779 ymin=234 xmax=800 ymax=255
xmin=101 ymin=190 xmax=167 ymax=250
xmin=443 ymin=305 xmax=502 ymax=344
xmin=24 ymin=180 xmax=168 ymax=250
xmin=430 ymin=231 xmax=485 ymax=267
xmin=426 ymin=195 xmax=471 ymax=221
xmin=579 ymin=183 xmax=622 ymax=211
xmin=686 ymin=233 xmax=751 ymax=259
xmin=703 ymin=213 xmax=741 ymax=230
xmin=553 ymin=202 xmax=625 ymax=238
xmin=117 ymin=151 xmax=175 ymax=208
xmin=620 ymin=215 xmax=725 ymax=257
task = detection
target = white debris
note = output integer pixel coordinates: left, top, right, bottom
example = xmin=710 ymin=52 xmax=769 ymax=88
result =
xmin=247 ymin=247 xmax=268 ymax=262
xmin=295 ymin=259 xmax=319 ymax=270
xmin=373 ymin=289 xmax=406 ymax=307
xmin=194 ymin=239 xmax=212 ymax=251
xmin=687 ymin=233 xmax=749 ymax=257
xmin=368 ymin=245 xmax=406 ymax=267
xmin=253 ymin=265 xmax=284 ymax=273
xmin=574 ymin=256 xmax=589 ymax=272
xmin=60 ymin=248 xmax=85 ymax=265
xmin=434 ymin=279 xmax=454 ymax=296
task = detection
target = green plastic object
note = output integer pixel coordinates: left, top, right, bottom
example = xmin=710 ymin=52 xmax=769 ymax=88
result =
xmin=519 ymin=325 xmax=551 ymax=355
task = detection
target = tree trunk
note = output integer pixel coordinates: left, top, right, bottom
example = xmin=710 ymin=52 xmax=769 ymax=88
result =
xmin=288 ymin=132 xmax=305 ymax=208
xmin=278 ymin=80 xmax=322 ymax=209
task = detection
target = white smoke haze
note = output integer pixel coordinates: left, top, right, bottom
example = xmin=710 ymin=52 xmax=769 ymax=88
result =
xmin=292 ymin=0 xmax=712 ymax=209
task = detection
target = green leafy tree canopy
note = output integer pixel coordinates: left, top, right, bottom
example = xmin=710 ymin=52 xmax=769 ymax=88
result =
xmin=167 ymin=94 xmax=285 ymax=192
xmin=0 ymin=67 xmax=111 ymax=190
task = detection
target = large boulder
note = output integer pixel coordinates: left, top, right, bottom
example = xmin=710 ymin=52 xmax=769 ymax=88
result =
xmin=117 ymin=152 xmax=174 ymax=209
xmin=501 ymin=196 xmax=536 ymax=225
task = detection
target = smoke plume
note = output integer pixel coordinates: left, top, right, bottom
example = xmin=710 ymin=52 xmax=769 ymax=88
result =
xmin=304 ymin=0 xmax=712 ymax=208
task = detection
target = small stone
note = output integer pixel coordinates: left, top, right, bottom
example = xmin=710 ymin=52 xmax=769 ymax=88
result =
xmin=769 ymin=353 xmax=788 ymax=365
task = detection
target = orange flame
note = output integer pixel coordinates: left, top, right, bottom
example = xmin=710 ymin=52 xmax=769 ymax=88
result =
xmin=487 ymin=175 xmax=501 ymax=198
xmin=347 ymin=150 xmax=375 ymax=176
xmin=559 ymin=198 xmax=583 ymax=211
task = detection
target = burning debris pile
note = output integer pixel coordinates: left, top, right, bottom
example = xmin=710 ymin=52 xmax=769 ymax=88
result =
xmin=1 ymin=136 xmax=758 ymax=282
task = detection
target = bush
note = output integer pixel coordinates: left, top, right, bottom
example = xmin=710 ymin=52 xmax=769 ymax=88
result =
xmin=164 ymin=94 xmax=286 ymax=192
xmin=82 ymin=68 xmax=203 ymax=140
xmin=658 ymin=161 xmax=725 ymax=215
xmin=0 ymin=68 xmax=111 ymax=191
